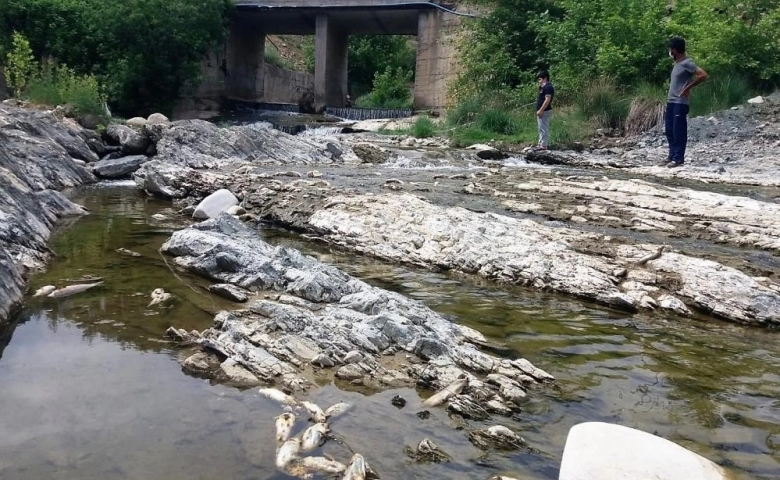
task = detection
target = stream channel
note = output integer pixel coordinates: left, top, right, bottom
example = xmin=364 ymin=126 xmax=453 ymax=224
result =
xmin=1 ymin=154 xmax=779 ymax=479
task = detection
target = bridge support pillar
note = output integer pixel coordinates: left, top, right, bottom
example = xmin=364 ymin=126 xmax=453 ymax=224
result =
xmin=414 ymin=9 xmax=443 ymax=110
xmin=226 ymin=20 xmax=265 ymax=101
xmin=315 ymin=14 xmax=348 ymax=108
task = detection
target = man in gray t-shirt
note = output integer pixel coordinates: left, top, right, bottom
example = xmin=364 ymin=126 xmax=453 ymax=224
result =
xmin=663 ymin=37 xmax=708 ymax=168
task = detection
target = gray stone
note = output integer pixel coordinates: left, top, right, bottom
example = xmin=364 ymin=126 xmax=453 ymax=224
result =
xmin=106 ymin=123 xmax=151 ymax=155
xmin=220 ymin=358 xmax=261 ymax=387
xmin=0 ymin=105 xmax=94 ymax=323
xmin=147 ymin=113 xmax=169 ymax=124
xmin=208 ymin=283 xmax=249 ymax=302
xmin=91 ymin=155 xmax=147 ymax=179
xmin=126 ymin=117 xmax=148 ymax=128
xmin=336 ymin=364 xmax=364 ymax=380
xmin=215 ymin=252 xmax=241 ymax=273
xmin=192 ymin=189 xmax=239 ymax=220
xmin=311 ymin=353 xmax=335 ymax=368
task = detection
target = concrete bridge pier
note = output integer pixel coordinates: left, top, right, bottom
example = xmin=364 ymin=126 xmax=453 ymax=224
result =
xmin=315 ymin=14 xmax=349 ymax=108
xmin=414 ymin=9 xmax=443 ymax=110
xmin=225 ymin=20 xmax=265 ymax=101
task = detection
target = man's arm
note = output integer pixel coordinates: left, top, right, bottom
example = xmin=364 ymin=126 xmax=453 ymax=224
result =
xmin=682 ymin=67 xmax=709 ymax=98
xmin=537 ymin=95 xmax=552 ymax=117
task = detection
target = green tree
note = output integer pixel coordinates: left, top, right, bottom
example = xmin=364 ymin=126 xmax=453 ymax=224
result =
xmin=5 ymin=32 xmax=36 ymax=97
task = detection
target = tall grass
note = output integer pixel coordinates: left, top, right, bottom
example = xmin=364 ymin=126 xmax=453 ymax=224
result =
xmin=689 ymin=74 xmax=751 ymax=117
xmin=410 ymin=115 xmax=436 ymax=138
xmin=575 ymin=78 xmax=630 ymax=129
xmin=27 ymin=61 xmax=106 ymax=116
xmin=264 ymin=47 xmax=293 ymax=70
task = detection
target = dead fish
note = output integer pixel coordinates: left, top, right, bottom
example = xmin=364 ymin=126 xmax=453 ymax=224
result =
xmin=33 ymin=285 xmax=56 ymax=297
xmin=47 ymin=281 xmax=103 ymax=299
xmin=324 ymin=401 xmax=352 ymax=419
xmin=422 ymin=377 xmax=468 ymax=407
xmin=300 ymin=400 xmax=327 ymax=423
xmin=259 ymin=388 xmax=297 ymax=406
xmin=301 ymin=422 xmax=329 ymax=452
xmin=116 ymin=247 xmax=141 ymax=257
xmin=148 ymin=288 xmax=172 ymax=307
xmin=298 ymin=456 xmax=347 ymax=475
xmin=275 ymin=412 xmax=296 ymax=443
xmin=342 ymin=453 xmax=367 ymax=480
xmin=275 ymin=438 xmax=302 ymax=469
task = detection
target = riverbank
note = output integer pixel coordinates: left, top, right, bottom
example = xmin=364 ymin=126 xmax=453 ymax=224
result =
xmin=0 ymin=104 xmax=97 ymax=321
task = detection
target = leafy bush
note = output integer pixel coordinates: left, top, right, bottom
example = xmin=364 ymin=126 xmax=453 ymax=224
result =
xmin=27 ymin=61 xmax=106 ymax=116
xmin=356 ymin=66 xmax=412 ymax=108
xmin=5 ymin=32 xmax=36 ymax=97
xmin=411 ymin=115 xmax=436 ymax=138
xmin=264 ymin=46 xmax=292 ymax=70
xmin=0 ymin=0 xmax=232 ymax=116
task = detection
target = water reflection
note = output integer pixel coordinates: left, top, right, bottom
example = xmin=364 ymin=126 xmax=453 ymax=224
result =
xmin=0 ymin=185 xmax=777 ymax=479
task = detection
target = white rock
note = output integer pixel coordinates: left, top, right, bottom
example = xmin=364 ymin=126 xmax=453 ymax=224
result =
xmin=747 ymin=96 xmax=764 ymax=104
xmin=192 ymin=189 xmax=239 ymax=219
xmin=147 ymin=113 xmax=170 ymax=124
xmin=559 ymin=422 xmax=728 ymax=480
xmin=126 ymin=116 xmax=148 ymax=128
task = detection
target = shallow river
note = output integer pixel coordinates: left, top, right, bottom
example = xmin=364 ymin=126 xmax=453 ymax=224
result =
xmin=0 ymin=182 xmax=778 ymax=480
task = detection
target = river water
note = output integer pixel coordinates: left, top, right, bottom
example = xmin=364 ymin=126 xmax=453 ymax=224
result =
xmin=0 ymin=181 xmax=778 ymax=480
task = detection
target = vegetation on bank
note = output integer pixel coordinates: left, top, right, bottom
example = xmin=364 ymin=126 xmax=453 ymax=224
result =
xmin=439 ymin=0 xmax=779 ymax=147
xmin=0 ymin=0 xmax=232 ymax=117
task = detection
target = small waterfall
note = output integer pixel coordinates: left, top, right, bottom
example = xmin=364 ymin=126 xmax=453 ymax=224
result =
xmin=299 ymin=126 xmax=345 ymax=137
xmin=325 ymin=107 xmax=413 ymax=121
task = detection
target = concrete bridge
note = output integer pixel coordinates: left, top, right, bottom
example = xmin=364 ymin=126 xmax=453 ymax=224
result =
xmin=224 ymin=0 xmax=464 ymax=110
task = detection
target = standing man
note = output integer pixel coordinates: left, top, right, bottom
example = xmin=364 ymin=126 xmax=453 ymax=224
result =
xmin=664 ymin=37 xmax=708 ymax=168
xmin=536 ymin=70 xmax=554 ymax=150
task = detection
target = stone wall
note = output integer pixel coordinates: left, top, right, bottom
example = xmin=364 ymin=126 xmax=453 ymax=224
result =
xmin=174 ymin=50 xmax=314 ymax=119
xmin=263 ymin=63 xmax=314 ymax=104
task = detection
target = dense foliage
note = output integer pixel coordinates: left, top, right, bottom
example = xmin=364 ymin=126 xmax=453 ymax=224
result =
xmin=457 ymin=0 xmax=780 ymax=98
xmin=0 ymin=0 xmax=233 ymax=116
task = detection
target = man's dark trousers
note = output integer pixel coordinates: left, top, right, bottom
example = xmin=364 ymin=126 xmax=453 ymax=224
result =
xmin=665 ymin=102 xmax=689 ymax=163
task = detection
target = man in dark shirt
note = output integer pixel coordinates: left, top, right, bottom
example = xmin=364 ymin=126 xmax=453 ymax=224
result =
xmin=536 ymin=70 xmax=554 ymax=149
xmin=664 ymin=37 xmax=708 ymax=168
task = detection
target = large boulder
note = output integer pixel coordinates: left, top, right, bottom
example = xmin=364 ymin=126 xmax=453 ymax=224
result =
xmin=192 ymin=189 xmax=239 ymax=219
xmin=105 ymin=123 xmax=151 ymax=155
xmin=91 ymin=155 xmax=148 ymax=179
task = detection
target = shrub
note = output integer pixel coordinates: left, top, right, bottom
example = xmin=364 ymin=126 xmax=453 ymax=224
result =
xmin=27 ymin=61 xmax=107 ymax=116
xmin=5 ymin=32 xmax=36 ymax=97
xmin=575 ymin=78 xmax=630 ymax=129
xmin=688 ymin=73 xmax=751 ymax=117
xmin=476 ymin=109 xmax=519 ymax=135
xmin=411 ymin=115 xmax=435 ymax=138
xmin=356 ymin=66 xmax=412 ymax=108
xmin=264 ymin=46 xmax=292 ymax=69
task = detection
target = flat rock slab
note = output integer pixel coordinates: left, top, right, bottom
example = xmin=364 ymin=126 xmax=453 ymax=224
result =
xmin=192 ymin=189 xmax=239 ymax=219
xmin=162 ymin=214 xmax=553 ymax=414
xmin=559 ymin=422 xmax=727 ymax=480
xmin=208 ymin=283 xmax=249 ymax=302
xmin=91 ymin=155 xmax=147 ymax=178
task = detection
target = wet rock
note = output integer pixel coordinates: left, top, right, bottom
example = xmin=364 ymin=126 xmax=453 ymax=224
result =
xmin=447 ymin=394 xmax=491 ymax=420
xmin=391 ymin=395 xmax=407 ymax=408
xmin=404 ymin=438 xmax=450 ymax=463
xmin=352 ymin=143 xmax=390 ymax=164
xmin=220 ymin=358 xmax=261 ymax=387
xmin=91 ymin=155 xmax=147 ymax=179
xmin=208 ymin=283 xmax=249 ymax=303
xmin=416 ymin=410 xmax=431 ymax=420
xmin=336 ymin=364 xmax=364 ymax=381
xmin=468 ymin=425 xmax=528 ymax=451
xmin=311 ymin=353 xmax=335 ymax=368
xmin=182 ymin=352 xmax=221 ymax=375
xmin=105 ymin=123 xmax=150 ymax=155
xmin=192 ymin=189 xmax=239 ymax=220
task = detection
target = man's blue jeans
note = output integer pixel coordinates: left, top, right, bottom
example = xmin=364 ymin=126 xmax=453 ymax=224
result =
xmin=665 ymin=102 xmax=689 ymax=163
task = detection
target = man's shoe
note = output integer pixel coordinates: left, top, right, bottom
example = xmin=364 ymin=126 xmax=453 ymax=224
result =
xmin=667 ymin=161 xmax=684 ymax=168
xmin=660 ymin=158 xmax=673 ymax=166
